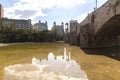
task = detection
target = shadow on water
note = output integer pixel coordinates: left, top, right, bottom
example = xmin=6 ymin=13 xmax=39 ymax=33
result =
xmin=82 ymin=47 xmax=120 ymax=61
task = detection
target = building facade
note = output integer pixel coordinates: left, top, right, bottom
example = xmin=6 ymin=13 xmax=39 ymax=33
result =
xmin=2 ymin=18 xmax=32 ymax=29
xmin=0 ymin=4 xmax=4 ymax=19
xmin=51 ymin=22 xmax=64 ymax=38
xmin=69 ymin=20 xmax=78 ymax=32
xmin=64 ymin=20 xmax=79 ymax=45
xmin=33 ymin=21 xmax=48 ymax=31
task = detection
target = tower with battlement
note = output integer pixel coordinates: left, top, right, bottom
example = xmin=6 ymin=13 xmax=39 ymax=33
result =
xmin=51 ymin=22 xmax=64 ymax=38
xmin=34 ymin=20 xmax=48 ymax=31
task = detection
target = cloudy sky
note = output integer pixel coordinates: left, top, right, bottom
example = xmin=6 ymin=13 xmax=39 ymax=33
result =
xmin=0 ymin=0 xmax=107 ymax=29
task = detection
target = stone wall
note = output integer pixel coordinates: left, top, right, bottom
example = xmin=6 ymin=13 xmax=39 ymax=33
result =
xmin=64 ymin=0 xmax=120 ymax=48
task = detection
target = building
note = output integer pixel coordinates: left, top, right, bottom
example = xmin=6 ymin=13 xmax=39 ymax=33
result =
xmin=33 ymin=21 xmax=48 ymax=31
xmin=70 ymin=20 xmax=78 ymax=32
xmin=0 ymin=4 xmax=4 ymax=19
xmin=2 ymin=18 xmax=32 ymax=29
xmin=51 ymin=22 xmax=64 ymax=38
xmin=64 ymin=20 xmax=79 ymax=44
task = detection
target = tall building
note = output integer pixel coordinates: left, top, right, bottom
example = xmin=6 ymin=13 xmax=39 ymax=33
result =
xmin=33 ymin=20 xmax=48 ymax=31
xmin=51 ymin=22 xmax=64 ymax=38
xmin=70 ymin=20 xmax=78 ymax=32
xmin=2 ymin=18 xmax=32 ymax=29
xmin=0 ymin=4 xmax=4 ymax=19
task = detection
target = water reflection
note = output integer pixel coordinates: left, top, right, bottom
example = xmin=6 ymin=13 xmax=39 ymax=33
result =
xmin=82 ymin=47 xmax=120 ymax=61
xmin=5 ymin=48 xmax=88 ymax=80
xmin=46 ymin=48 xmax=70 ymax=61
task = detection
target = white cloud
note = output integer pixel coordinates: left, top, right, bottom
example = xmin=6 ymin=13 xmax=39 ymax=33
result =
xmin=40 ymin=0 xmax=86 ymax=9
xmin=4 ymin=0 xmax=86 ymax=21
xmin=75 ymin=11 xmax=91 ymax=23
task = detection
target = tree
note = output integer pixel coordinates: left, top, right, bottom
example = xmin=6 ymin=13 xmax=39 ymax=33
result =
xmin=0 ymin=22 xmax=63 ymax=43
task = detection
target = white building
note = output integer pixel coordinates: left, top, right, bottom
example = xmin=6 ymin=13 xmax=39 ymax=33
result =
xmin=2 ymin=18 xmax=32 ymax=29
xmin=51 ymin=22 xmax=64 ymax=38
xmin=34 ymin=21 xmax=48 ymax=31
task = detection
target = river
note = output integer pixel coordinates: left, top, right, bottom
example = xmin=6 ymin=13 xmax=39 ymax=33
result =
xmin=0 ymin=42 xmax=120 ymax=80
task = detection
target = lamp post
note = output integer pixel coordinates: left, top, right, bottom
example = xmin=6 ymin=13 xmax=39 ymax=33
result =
xmin=96 ymin=0 xmax=97 ymax=9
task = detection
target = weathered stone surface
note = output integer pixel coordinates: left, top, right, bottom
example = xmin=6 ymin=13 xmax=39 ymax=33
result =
xmin=64 ymin=0 xmax=120 ymax=48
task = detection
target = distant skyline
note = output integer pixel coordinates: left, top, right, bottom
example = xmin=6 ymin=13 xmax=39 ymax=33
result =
xmin=0 ymin=0 xmax=107 ymax=29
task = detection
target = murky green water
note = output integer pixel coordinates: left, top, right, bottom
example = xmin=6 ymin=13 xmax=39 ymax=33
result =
xmin=4 ymin=48 xmax=88 ymax=80
xmin=1 ymin=42 xmax=120 ymax=80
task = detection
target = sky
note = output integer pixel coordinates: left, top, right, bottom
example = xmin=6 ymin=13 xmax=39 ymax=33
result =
xmin=0 ymin=0 xmax=107 ymax=29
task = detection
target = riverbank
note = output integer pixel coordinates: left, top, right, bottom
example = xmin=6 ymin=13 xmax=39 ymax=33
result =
xmin=0 ymin=44 xmax=9 ymax=47
xmin=0 ymin=42 xmax=64 ymax=47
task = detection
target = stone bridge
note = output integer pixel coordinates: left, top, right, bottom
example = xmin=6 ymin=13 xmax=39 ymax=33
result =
xmin=64 ymin=0 xmax=120 ymax=48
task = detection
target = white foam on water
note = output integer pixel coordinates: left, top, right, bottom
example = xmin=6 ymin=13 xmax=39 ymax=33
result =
xmin=5 ymin=48 xmax=89 ymax=80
